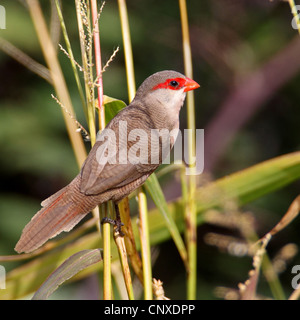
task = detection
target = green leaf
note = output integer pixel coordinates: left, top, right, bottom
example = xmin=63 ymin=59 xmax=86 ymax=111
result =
xmin=145 ymin=175 xmax=188 ymax=267
xmin=32 ymin=249 xmax=102 ymax=300
xmin=145 ymin=152 xmax=300 ymax=244
xmin=103 ymin=95 xmax=127 ymax=124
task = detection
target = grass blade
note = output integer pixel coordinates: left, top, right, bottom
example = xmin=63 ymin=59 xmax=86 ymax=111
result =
xmin=268 ymin=195 xmax=300 ymax=238
xmin=145 ymin=175 xmax=188 ymax=269
xmin=32 ymin=249 xmax=102 ymax=300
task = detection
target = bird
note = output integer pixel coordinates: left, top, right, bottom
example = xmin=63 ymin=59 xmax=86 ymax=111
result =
xmin=15 ymin=70 xmax=200 ymax=253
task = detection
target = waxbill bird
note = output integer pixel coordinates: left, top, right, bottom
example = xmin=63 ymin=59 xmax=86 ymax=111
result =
xmin=15 ymin=70 xmax=200 ymax=253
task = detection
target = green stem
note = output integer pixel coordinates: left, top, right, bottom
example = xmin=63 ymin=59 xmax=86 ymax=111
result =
xmin=118 ymin=0 xmax=153 ymax=299
xmin=89 ymin=0 xmax=109 ymax=300
xmin=102 ymin=203 xmax=112 ymax=300
xmin=118 ymin=0 xmax=136 ymax=100
xmin=138 ymin=189 xmax=153 ymax=300
xmin=179 ymin=0 xmax=197 ymax=300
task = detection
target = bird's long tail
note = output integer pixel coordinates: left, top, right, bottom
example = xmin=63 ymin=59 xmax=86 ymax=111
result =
xmin=15 ymin=175 xmax=93 ymax=253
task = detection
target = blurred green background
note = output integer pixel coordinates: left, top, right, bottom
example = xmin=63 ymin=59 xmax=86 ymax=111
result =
xmin=1 ymin=0 xmax=300 ymax=299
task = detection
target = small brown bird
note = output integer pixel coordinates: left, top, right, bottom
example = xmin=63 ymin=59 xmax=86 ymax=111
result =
xmin=15 ymin=70 xmax=200 ymax=253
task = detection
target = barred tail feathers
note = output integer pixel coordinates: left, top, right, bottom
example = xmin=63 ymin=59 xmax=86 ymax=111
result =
xmin=15 ymin=178 xmax=91 ymax=253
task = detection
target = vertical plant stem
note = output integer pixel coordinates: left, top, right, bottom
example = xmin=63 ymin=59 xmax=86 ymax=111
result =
xmin=138 ymin=190 xmax=153 ymax=300
xmin=86 ymin=2 xmax=97 ymax=146
xmin=179 ymin=0 xmax=197 ymax=300
xmin=102 ymin=204 xmax=112 ymax=300
xmin=74 ymin=0 xmax=101 ymax=233
xmin=261 ymin=254 xmax=286 ymax=300
xmin=90 ymin=0 xmax=109 ymax=300
xmin=99 ymin=201 xmax=112 ymax=300
xmin=90 ymin=0 xmax=105 ymax=130
xmin=118 ymin=0 xmax=136 ymax=100
xmin=75 ymin=0 xmax=96 ymax=145
xmin=26 ymin=0 xmax=87 ymax=168
xmin=118 ymin=0 xmax=153 ymax=300
xmin=114 ymin=231 xmax=135 ymax=300
xmin=100 ymin=201 xmax=113 ymax=300
xmin=119 ymin=198 xmax=144 ymax=284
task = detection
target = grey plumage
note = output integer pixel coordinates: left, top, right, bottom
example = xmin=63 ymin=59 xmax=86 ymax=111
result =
xmin=15 ymin=70 xmax=199 ymax=253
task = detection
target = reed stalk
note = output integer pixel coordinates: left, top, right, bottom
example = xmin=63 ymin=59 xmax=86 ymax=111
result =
xmin=118 ymin=0 xmax=136 ymax=100
xmin=118 ymin=0 xmax=153 ymax=299
xmin=103 ymin=203 xmax=112 ymax=300
xmin=137 ymin=190 xmax=153 ymax=300
xmin=114 ymin=231 xmax=135 ymax=300
xmin=179 ymin=0 xmax=198 ymax=299
xmin=89 ymin=0 xmax=114 ymax=300
xmin=90 ymin=0 xmax=105 ymax=130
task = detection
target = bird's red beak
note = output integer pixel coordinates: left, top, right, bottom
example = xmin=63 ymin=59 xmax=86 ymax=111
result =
xmin=184 ymin=77 xmax=200 ymax=92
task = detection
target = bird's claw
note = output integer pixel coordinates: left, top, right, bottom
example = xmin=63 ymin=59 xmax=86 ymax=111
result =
xmin=101 ymin=217 xmax=124 ymax=236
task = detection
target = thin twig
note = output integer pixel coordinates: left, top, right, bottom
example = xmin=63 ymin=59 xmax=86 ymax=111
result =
xmin=0 ymin=37 xmax=52 ymax=84
xmin=51 ymin=94 xmax=90 ymax=140
xmin=91 ymin=1 xmax=106 ymax=37
xmin=58 ymin=44 xmax=84 ymax=72
xmin=93 ymin=46 xmax=120 ymax=86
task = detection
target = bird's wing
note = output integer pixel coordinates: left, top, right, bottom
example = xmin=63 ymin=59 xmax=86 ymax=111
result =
xmin=80 ymin=107 xmax=159 ymax=195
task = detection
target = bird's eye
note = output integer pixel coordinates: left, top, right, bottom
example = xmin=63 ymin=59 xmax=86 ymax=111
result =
xmin=169 ymin=80 xmax=179 ymax=87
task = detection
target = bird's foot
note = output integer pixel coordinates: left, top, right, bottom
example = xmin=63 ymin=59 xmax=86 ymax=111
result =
xmin=101 ymin=217 xmax=124 ymax=236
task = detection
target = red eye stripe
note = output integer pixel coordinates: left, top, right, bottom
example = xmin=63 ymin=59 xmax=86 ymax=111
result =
xmin=151 ymin=77 xmax=186 ymax=91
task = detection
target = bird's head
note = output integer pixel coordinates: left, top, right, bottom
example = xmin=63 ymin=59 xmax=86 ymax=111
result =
xmin=133 ymin=70 xmax=200 ymax=114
